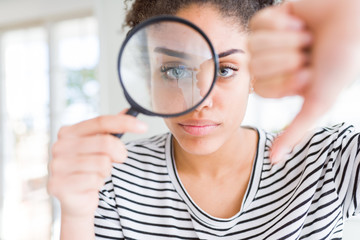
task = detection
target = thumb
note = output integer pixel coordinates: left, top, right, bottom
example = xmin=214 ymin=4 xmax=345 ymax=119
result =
xmin=270 ymin=95 xmax=331 ymax=164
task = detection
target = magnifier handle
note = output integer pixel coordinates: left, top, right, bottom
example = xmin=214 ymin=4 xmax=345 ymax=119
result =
xmin=112 ymin=107 xmax=139 ymax=139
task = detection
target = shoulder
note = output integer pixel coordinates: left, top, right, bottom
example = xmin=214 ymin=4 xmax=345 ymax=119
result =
xmin=101 ymin=133 xmax=173 ymax=198
xmin=111 ymin=132 xmax=171 ymax=179
xmin=311 ymin=122 xmax=357 ymax=137
xmin=295 ymin=123 xmax=358 ymax=152
xmin=124 ymin=133 xmax=170 ymax=165
xmin=254 ymin=123 xmax=359 ymax=171
xmin=125 ymin=133 xmax=169 ymax=154
xmin=254 ymin=123 xmax=359 ymax=187
xmin=259 ymin=122 xmax=358 ymax=151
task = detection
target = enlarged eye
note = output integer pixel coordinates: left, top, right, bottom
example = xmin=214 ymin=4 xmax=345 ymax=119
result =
xmin=160 ymin=64 xmax=193 ymax=81
xmin=168 ymin=66 xmax=186 ymax=79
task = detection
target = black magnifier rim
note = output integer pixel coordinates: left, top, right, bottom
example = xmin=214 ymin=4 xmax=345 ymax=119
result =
xmin=118 ymin=15 xmax=219 ymax=118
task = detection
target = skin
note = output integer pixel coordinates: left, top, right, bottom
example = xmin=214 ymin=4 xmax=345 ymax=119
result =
xmin=249 ymin=0 xmax=360 ymax=164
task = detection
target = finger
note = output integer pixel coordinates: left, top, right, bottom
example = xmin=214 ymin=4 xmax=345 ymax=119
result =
xmin=288 ymin=68 xmax=312 ymax=96
xmin=254 ymin=74 xmax=289 ymax=98
xmin=58 ymin=113 xmax=148 ymax=138
xmin=52 ymin=134 xmax=127 ymax=163
xmin=250 ymin=51 xmax=309 ymax=79
xmin=254 ymin=67 xmax=312 ymax=98
xmin=48 ymin=173 xmax=105 ymax=197
xmin=118 ymin=108 xmax=129 ymax=115
xmin=250 ymin=3 xmax=305 ymax=31
xmin=248 ymin=30 xmax=312 ymax=54
xmin=49 ymin=154 xmax=113 ymax=179
xmin=270 ymin=92 xmax=334 ymax=164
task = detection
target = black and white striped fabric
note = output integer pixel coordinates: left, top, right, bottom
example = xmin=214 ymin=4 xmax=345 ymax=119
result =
xmin=94 ymin=123 xmax=360 ymax=239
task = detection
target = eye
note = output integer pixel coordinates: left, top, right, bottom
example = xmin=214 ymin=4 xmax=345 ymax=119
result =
xmin=168 ymin=66 xmax=186 ymax=79
xmin=218 ymin=67 xmax=233 ymax=78
xmin=160 ymin=64 xmax=193 ymax=81
xmin=217 ymin=64 xmax=239 ymax=78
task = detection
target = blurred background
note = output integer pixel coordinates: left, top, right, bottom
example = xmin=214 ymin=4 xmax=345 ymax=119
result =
xmin=0 ymin=0 xmax=358 ymax=239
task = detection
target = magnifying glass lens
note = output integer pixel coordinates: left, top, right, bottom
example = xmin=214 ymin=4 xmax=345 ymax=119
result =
xmin=120 ymin=18 xmax=216 ymax=116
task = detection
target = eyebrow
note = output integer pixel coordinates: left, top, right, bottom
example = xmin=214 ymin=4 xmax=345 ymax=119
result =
xmin=154 ymin=47 xmax=244 ymax=60
xmin=154 ymin=47 xmax=192 ymax=60
xmin=218 ymin=49 xmax=245 ymax=58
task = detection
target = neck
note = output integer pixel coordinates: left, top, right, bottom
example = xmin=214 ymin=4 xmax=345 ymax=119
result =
xmin=173 ymin=127 xmax=258 ymax=179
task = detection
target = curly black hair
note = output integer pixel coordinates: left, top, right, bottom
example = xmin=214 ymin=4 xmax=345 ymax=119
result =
xmin=124 ymin=0 xmax=276 ymax=30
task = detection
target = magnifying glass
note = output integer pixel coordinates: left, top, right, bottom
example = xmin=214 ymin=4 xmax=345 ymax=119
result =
xmin=113 ymin=15 xmax=219 ymax=138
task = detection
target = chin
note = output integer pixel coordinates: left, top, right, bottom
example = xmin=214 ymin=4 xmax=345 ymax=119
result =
xmin=173 ymin=135 xmax=223 ymax=156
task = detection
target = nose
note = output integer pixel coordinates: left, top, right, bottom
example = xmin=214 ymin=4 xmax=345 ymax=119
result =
xmin=195 ymin=91 xmax=213 ymax=111
xmin=196 ymin=59 xmax=215 ymax=97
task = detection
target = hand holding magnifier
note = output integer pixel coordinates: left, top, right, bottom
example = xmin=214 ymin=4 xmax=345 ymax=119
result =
xmin=114 ymin=16 xmax=218 ymax=138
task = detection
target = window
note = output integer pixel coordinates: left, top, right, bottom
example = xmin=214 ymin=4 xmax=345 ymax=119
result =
xmin=52 ymin=17 xmax=99 ymax=125
xmin=0 ymin=16 xmax=99 ymax=240
xmin=1 ymin=26 xmax=50 ymax=240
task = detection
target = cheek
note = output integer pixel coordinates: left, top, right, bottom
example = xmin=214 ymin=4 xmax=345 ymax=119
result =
xmin=224 ymin=90 xmax=248 ymax=116
xmin=220 ymin=76 xmax=251 ymax=120
xmin=163 ymin=118 xmax=178 ymax=132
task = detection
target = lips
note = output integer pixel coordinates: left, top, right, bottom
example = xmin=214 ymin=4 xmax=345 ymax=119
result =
xmin=178 ymin=119 xmax=221 ymax=136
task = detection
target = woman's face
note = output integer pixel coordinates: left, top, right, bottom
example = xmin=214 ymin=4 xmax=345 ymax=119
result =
xmin=163 ymin=4 xmax=252 ymax=155
xmin=147 ymin=21 xmax=216 ymax=114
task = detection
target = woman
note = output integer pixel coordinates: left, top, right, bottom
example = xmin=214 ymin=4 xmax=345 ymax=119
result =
xmin=48 ymin=0 xmax=360 ymax=239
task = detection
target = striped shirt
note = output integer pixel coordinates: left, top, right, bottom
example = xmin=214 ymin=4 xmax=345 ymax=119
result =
xmin=94 ymin=123 xmax=360 ymax=239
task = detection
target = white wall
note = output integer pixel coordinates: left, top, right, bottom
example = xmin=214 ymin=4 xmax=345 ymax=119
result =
xmin=0 ymin=0 xmax=94 ymax=29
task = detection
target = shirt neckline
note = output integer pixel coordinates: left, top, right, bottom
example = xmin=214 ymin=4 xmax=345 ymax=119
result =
xmin=165 ymin=127 xmax=266 ymax=229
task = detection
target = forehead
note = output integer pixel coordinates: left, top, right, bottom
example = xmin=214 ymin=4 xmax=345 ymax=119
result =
xmin=146 ymin=21 xmax=214 ymax=60
xmin=175 ymin=4 xmax=248 ymax=53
